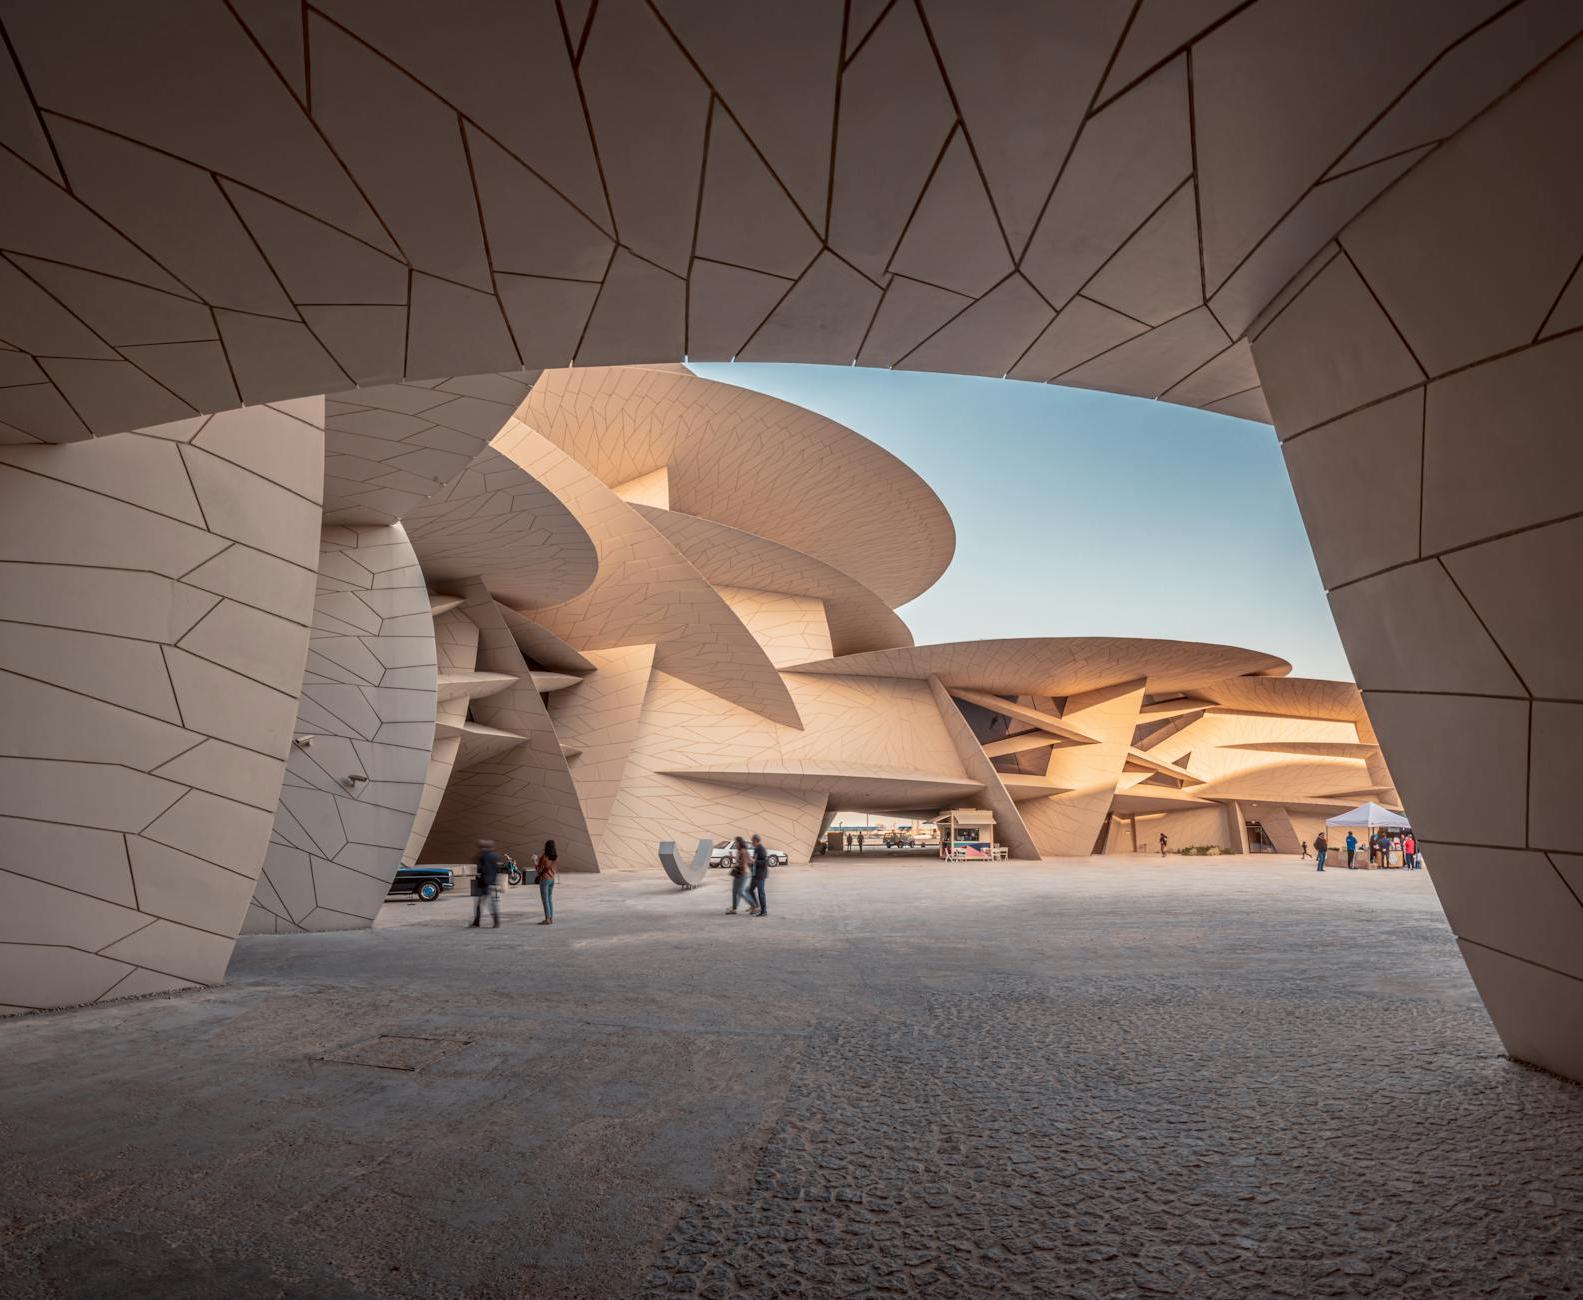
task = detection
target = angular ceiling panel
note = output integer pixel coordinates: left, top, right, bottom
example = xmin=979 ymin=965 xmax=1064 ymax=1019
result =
xmin=1021 ymin=58 xmax=1192 ymax=309
xmin=654 ymin=0 xmax=843 ymax=229
xmin=308 ymin=16 xmax=489 ymax=290
xmin=4 ymin=1 xmax=391 ymax=250
xmin=686 ymin=260 xmax=792 ymax=362
xmin=313 ymin=0 xmax=606 ymax=229
xmin=1192 ymin=0 xmax=1503 ymax=291
xmin=901 ymin=274 xmax=1053 ymax=377
xmin=1056 ymin=304 xmax=1230 ymax=399
xmin=573 ymin=250 xmax=686 ymax=368
xmin=735 ymin=252 xmax=880 ymax=366
xmin=1083 ymin=181 xmax=1202 ymax=326
xmin=827 ymin=1 xmax=955 ymax=280
xmin=1008 ymin=297 xmax=1147 ymax=383
xmin=694 ymin=104 xmax=821 ymax=280
xmin=46 ymin=114 xmax=296 ymax=318
xmin=923 ymin=0 xmax=1134 ymax=253
xmin=466 ymin=125 xmax=613 ymax=283
xmin=580 ymin=1 xmax=710 ymax=276
xmin=888 ymin=128 xmax=1012 ymax=297
xmin=857 ymin=277 xmax=973 ymax=370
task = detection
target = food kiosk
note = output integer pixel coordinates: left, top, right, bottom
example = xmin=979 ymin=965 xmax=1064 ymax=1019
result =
xmin=940 ymin=808 xmax=1001 ymax=859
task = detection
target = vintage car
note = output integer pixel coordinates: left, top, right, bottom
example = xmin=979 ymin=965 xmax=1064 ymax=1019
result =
xmin=707 ymin=840 xmax=790 ymax=868
xmin=388 ymin=865 xmax=455 ymax=902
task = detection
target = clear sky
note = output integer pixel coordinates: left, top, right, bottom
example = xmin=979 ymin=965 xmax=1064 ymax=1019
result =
xmin=688 ymin=362 xmax=1353 ymax=682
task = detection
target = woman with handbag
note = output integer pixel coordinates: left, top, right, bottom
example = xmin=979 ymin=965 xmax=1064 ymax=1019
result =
xmin=535 ymin=840 xmax=558 ymax=924
xmin=725 ymin=835 xmax=750 ymax=915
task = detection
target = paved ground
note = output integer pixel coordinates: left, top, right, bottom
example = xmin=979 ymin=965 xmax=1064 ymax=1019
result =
xmin=1 ymin=857 xmax=1579 ymax=1299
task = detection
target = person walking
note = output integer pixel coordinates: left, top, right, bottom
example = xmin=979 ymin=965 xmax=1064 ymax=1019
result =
xmin=1159 ymin=832 xmax=1168 ymax=857
xmin=1300 ymin=839 xmax=1310 ymax=860
xmin=1403 ymin=831 xmax=1418 ymax=870
xmin=726 ymin=835 xmax=751 ymax=914
xmin=748 ymin=832 xmax=769 ymax=917
xmin=1314 ymin=830 xmax=1328 ymax=871
xmin=535 ymin=839 xmax=558 ymax=924
xmin=1345 ymin=830 xmax=1358 ymax=868
xmin=855 ymin=831 xmax=864 ymax=854
xmin=471 ymin=838 xmax=504 ymax=927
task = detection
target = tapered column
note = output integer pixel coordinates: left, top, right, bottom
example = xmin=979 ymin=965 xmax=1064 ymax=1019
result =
xmin=0 ymin=405 xmax=322 ymax=1008
xmin=1250 ymin=44 xmax=1583 ymax=1080
xmin=244 ymin=523 xmax=437 ymax=933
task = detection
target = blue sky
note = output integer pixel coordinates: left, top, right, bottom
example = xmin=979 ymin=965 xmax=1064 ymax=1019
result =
xmin=689 ymin=363 xmax=1352 ymax=682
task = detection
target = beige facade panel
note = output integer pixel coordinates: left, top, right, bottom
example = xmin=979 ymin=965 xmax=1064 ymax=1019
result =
xmin=1018 ymin=681 xmax=1148 ymax=858
xmin=419 ymin=582 xmax=597 ymax=871
xmin=792 ymin=638 xmax=1288 ymax=698
xmin=495 ymin=418 xmax=801 ymax=730
xmin=0 ymin=407 xmax=322 ymax=1009
xmin=244 ymin=523 xmax=436 ymax=934
xmin=634 ymin=506 xmax=914 ymax=657
xmin=1192 ymin=675 xmax=1365 ymax=722
xmin=518 ymin=365 xmax=954 ymax=607
xmin=547 ymin=644 xmax=658 ymax=856
xmin=403 ymin=445 xmax=598 ymax=610
xmin=317 ymin=373 xmax=543 ymax=524
xmin=927 ymin=676 xmax=1039 ymax=862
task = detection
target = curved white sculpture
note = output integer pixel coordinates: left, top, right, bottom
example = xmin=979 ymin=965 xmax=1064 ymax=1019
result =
xmin=658 ymin=839 xmax=713 ymax=889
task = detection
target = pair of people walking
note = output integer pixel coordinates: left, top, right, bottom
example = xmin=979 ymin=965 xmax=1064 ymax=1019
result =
xmin=725 ymin=833 xmax=770 ymax=917
xmin=471 ymin=838 xmax=558 ymax=926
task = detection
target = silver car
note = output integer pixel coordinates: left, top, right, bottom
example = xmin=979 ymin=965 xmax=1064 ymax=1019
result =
xmin=707 ymin=840 xmax=789 ymax=868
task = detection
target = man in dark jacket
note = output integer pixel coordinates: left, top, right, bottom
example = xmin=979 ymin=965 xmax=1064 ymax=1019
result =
xmin=749 ymin=833 xmax=770 ymax=917
xmin=471 ymin=838 xmax=504 ymax=928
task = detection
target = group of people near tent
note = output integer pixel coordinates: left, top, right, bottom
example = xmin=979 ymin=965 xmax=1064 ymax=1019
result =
xmin=1305 ymin=802 xmax=1421 ymax=872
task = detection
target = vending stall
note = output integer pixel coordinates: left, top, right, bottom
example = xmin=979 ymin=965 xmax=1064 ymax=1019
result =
xmin=939 ymin=809 xmax=1004 ymax=860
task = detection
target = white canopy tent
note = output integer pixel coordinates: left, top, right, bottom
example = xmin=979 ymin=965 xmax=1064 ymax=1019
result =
xmin=1325 ymin=802 xmax=1411 ymax=830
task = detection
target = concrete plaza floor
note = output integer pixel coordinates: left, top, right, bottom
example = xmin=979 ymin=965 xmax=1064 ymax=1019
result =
xmin=1 ymin=857 xmax=1579 ymax=1298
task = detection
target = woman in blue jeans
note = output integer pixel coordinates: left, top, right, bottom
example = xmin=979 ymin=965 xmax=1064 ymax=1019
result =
xmin=536 ymin=839 xmax=557 ymax=924
xmin=726 ymin=836 xmax=751 ymax=914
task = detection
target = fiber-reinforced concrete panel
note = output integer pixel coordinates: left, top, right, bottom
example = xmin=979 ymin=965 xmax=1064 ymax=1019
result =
xmin=1250 ymin=41 xmax=1583 ymax=1081
xmin=0 ymin=406 xmax=322 ymax=1008
xmin=244 ymin=523 xmax=437 ymax=933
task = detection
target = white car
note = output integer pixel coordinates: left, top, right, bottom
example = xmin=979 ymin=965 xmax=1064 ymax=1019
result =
xmin=708 ymin=840 xmax=789 ymax=868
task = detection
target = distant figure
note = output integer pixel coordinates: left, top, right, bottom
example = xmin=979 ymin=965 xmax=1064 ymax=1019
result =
xmin=535 ymin=839 xmax=558 ymax=924
xmin=1159 ymin=832 xmax=1168 ymax=857
xmin=1300 ymin=840 xmax=1310 ymax=860
xmin=856 ymin=832 xmax=864 ymax=854
xmin=471 ymin=838 xmax=504 ymax=928
xmin=726 ymin=835 xmax=751 ymax=915
xmin=749 ymin=833 xmax=769 ymax=917
xmin=1345 ymin=831 xmax=1358 ymax=868
xmin=1403 ymin=832 xmax=1418 ymax=870
xmin=1314 ymin=830 xmax=1328 ymax=871
xmin=1368 ymin=832 xmax=1379 ymax=867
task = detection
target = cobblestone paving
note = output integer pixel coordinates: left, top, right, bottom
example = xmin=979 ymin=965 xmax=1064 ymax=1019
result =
xmin=4 ymin=859 xmax=1580 ymax=1298
xmin=641 ymin=915 xmax=1583 ymax=1296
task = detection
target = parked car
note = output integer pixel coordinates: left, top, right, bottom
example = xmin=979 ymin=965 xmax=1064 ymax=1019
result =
xmin=389 ymin=865 xmax=454 ymax=901
xmin=707 ymin=840 xmax=790 ymax=868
